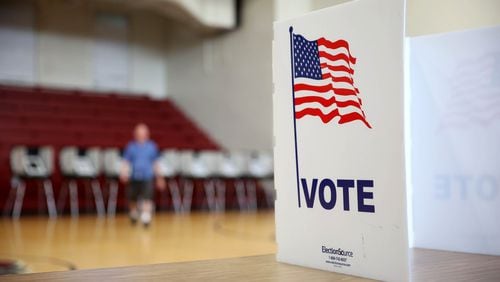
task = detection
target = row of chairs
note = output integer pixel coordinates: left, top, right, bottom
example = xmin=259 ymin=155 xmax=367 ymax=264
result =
xmin=3 ymin=146 xmax=274 ymax=219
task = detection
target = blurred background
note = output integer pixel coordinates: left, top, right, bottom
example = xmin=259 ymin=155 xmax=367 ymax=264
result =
xmin=0 ymin=0 xmax=499 ymax=276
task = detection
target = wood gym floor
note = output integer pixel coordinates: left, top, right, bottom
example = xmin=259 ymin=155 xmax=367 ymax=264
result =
xmin=0 ymin=211 xmax=276 ymax=274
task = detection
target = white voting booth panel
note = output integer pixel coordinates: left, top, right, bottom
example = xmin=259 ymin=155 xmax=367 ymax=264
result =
xmin=410 ymin=25 xmax=500 ymax=256
xmin=273 ymin=0 xmax=408 ymax=281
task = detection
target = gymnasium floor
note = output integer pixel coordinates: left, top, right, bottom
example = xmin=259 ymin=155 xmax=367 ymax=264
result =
xmin=0 ymin=211 xmax=276 ymax=273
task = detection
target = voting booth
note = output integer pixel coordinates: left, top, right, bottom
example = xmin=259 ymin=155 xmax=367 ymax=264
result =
xmin=273 ymin=0 xmax=500 ymax=280
xmin=409 ymin=25 xmax=500 ymax=256
xmin=273 ymin=0 xmax=408 ymax=281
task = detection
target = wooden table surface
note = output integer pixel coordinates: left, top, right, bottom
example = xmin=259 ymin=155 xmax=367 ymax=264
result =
xmin=2 ymin=248 xmax=500 ymax=281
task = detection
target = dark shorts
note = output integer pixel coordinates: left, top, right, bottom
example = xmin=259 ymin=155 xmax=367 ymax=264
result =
xmin=127 ymin=180 xmax=154 ymax=202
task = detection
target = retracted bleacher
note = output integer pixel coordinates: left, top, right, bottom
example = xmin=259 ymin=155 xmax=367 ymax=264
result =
xmin=0 ymin=84 xmax=224 ymax=213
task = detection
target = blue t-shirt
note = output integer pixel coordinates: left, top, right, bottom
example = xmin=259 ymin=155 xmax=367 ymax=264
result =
xmin=123 ymin=140 xmax=159 ymax=180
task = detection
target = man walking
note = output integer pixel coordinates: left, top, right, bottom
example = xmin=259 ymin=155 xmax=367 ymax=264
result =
xmin=120 ymin=123 xmax=165 ymax=227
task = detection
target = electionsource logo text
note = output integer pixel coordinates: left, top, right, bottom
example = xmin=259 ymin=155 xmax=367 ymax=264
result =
xmin=322 ymin=246 xmax=354 ymax=258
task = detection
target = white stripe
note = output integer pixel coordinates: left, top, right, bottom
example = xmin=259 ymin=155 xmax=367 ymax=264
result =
xmin=294 ymin=77 xmax=357 ymax=92
xmin=294 ymin=89 xmax=360 ymax=101
xmin=320 ymin=67 xmax=355 ymax=82
xmin=295 ymin=102 xmax=364 ymax=116
xmin=319 ymin=56 xmax=352 ymax=69
xmin=294 ymin=76 xmax=356 ymax=88
xmin=318 ymin=45 xmax=352 ymax=59
xmin=294 ymin=89 xmax=361 ymax=102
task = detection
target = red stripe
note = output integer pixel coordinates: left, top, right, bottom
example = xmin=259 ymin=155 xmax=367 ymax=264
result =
xmin=320 ymin=63 xmax=354 ymax=75
xmin=334 ymin=87 xmax=359 ymax=95
xmin=294 ymin=96 xmax=362 ymax=109
xmin=322 ymin=73 xmax=353 ymax=84
xmin=295 ymin=108 xmax=371 ymax=128
xmin=317 ymin=38 xmax=350 ymax=51
xmin=296 ymin=108 xmax=340 ymax=123
xmin=338 ymin=112 xmax=372 ymax=128
xmin=294 ymin=83 xmax=359 ymax=96
xmin=318 ymin=51 xmax=356 ymax=65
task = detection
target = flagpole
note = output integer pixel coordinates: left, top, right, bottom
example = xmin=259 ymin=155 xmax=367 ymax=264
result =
xmin=289 ymin=26 xmax=301 ymax=208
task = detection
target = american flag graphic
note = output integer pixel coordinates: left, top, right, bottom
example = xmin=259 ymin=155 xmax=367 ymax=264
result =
xmin=292 ymin=32 xmax=371 ymax=128
xmin=438 ymin=53 xmax=500 ymax=130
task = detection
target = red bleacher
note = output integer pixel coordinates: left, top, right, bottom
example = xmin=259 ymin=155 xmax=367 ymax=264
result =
xmin=0 ymin=84 xmax=226 ymax=213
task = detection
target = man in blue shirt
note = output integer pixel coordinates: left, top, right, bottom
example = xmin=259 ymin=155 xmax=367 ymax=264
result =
xmin=120 ymin=123 xmax=165 ymax=227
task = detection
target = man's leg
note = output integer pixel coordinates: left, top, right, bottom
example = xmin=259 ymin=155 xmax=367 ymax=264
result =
xmin=141 ymin=200 xmax=152 ymax=226
xmin=140 ymin=181 xmax=154 ymax=227
xmin=127 ymin=181 xmax=139 ymax=224
xmin=129 ymin=202 xmax=139 ymax=224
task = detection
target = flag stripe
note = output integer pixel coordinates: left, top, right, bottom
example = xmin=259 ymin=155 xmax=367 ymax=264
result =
xmin=295 ymin=108 xmax=371 ymax=128
xmin=322 ymin=73 xmax=353 ymax=84
xmin=294 ymin=83 xmax=359 ymax=95
xmin=295 ymin=96 xmax=363 ymax=108
xmin=317 ymin=38 xmax=349 ymax=49
xmin=318 ymin=51 xmax=355 ymax=65
xmin=320 ymin=63 xmax=354 ymax=74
